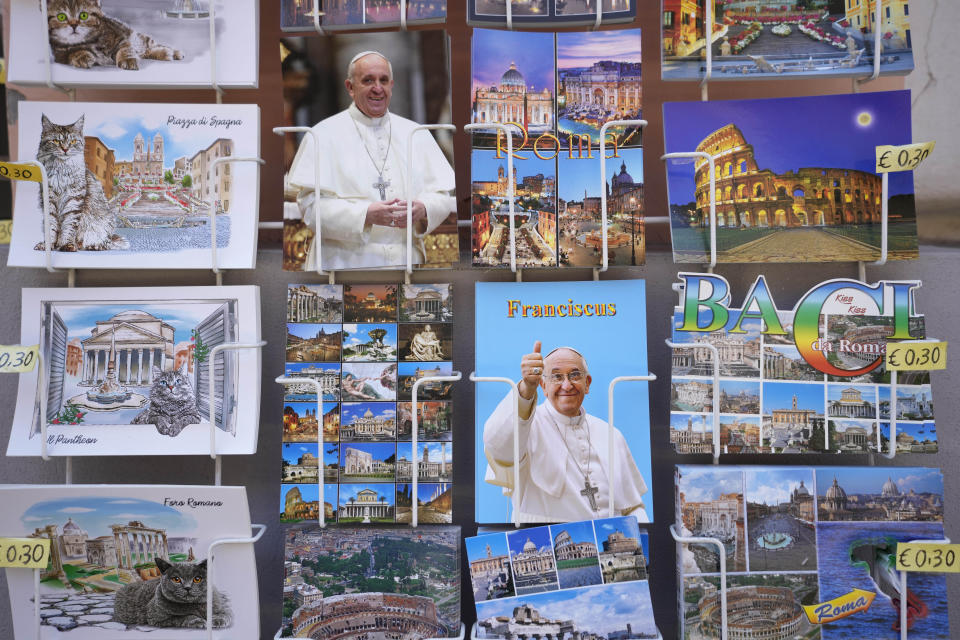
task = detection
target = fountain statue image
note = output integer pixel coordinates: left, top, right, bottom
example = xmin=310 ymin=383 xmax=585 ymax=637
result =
xmin=166 ymin=0 xmax=210 ymax=19
xmin=67 ymin=332 xmax=147 ymax=412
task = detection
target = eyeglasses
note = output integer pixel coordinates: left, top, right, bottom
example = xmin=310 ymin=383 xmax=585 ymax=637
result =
xmin=546 ymin=370 xmax=586 ymax=384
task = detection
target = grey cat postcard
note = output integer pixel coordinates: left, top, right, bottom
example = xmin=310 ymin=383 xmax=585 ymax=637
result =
xmin=8 ymin=0 xmax=259 ymax=88
xmin=2 ymin=484 xmax=259 ymax=639
xmin=6 ymin=286 xmax=262 ymax=457
xmin=281 ymin=524 xmax=461 ymax=639
xmin=8 ymin=101 xmax=261 ymax=270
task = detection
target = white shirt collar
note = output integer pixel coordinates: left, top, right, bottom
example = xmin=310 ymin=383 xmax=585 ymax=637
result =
xmin=542 ymin=398 xmax=585 ymax=428
xmin=349 ymin=102 xmax=389 ymax=128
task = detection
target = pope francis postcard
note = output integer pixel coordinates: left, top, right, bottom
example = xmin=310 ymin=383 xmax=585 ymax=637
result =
xmin=474 ymin=280 xmax=652 ymax=524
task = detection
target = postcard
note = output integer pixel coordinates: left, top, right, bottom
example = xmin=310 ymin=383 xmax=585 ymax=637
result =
xmin=468 ymin=517 xmax=656 ymax=640
xmin=662 ymin=1 xmax=914 ymax=81
xmin=281 ymin=525 xmax=460 ymax=638
xmin=474 ymin=280 xmax=651 ymax=524
xmin=2 ymin=484 xmax=257 ymax=639
xmin=663 ymin=91 xmax=916 ymax=263
xmin=281 ymin=0 xmax=446 ymax=30
xmin=668 ymin=273 xmax=937 ymax=455
xmin=282 ymin=283 xmax=454 ymax=524
xmin=7 ymin=286 xmax=262 ymax=457
xmin=677 ymin=464 xmax=949 ymax=639
xmin=471 ymin=28 xmax=645 ymax=268
xmin=281 ymin=33 xmax=458 ymax=272
xmin=7 ymin=102 xmax=260 ymax=270
xmin=8 ymin=0 xmax=258 ymax=88
xmin=468 ymin=0 xmax=635 ymax=27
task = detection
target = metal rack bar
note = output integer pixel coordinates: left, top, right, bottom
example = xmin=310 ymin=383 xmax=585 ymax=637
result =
xmin=311 ymin=0 xmax=326 ymax=35
xmin=469 ymin=373 xmax=521 ymax=527
xmin=208 ymin=341 xmax=266 ymax=485
xmin=400 ymin=0 xmax=408 ymax=30
xmin=465 ymin=123 xmax=517 ymax=273
xmin=275 ymin=375 xmax=326 ymax=527
xmin=671 ymin=524 xmax=727 ymax=640
xmin=661 ymin=152 xmax=717 ymax=269
xmin=898 ymin=537 xmax=952 ymax=640
xmin=858 ymin=0 xmax=884 ymax=86
xmin=702 ymin=0 xmax=713 ymax=101
xmin=410 ymin=373 xmax=462 ymax=527
xmin=208 ymin=0 xmax=222 ymax=103
xmin=666 ymin=340 xmax=720 ymax=462
xmin=874 ymin=171 xmax=890 ymax=266
xmin=884 ymin=368 xmax=898 ymax=459
xmin=599 ymin=119 xmax=647 ymax=272
xmin=205 ymin=524 xmax=266 ymax=640
xmin=406 ymin=125 xmax=459 ymax=276
xmin=607 ymin=374 xmax=656 ymax=517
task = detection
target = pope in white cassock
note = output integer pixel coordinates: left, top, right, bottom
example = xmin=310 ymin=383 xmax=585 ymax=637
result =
xmin=483 ymin=341 xmax=649 ymax=523
xmin=285 ymin=51 xmax=456 ymax=270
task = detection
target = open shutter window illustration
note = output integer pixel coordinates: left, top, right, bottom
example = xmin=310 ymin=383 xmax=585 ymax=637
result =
xmin=195 ymin=301 xmax=239 ymax=435
xmin=32 ymin=304 xmax=68 ymax=438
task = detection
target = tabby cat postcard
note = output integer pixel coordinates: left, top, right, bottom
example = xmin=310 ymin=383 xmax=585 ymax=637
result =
xmin=6 ymin=286 xmax=262 ymax=457
xmin=2 ymin=484 xmax=258 ymax=639
xmin=8 ymin=0 xmax=259 ymax=88
xmin=8 ymin=101 xmax=261 ymax=270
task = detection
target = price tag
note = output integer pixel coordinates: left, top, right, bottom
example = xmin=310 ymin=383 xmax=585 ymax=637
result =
xmin=0 ymin=345 xmax=39 ymax=373
xmin=876 ymin=142 xmax=935 ymax=173
xmin=886 ymin=341 xmax=947 ymax=371
xmin=896 ymin=543 xmax=960 ymax=573
xmin=0 ymin=538 xmax=50 ymax=569
xmin=0 ymin=220 xmax=10 ymax=245
xmin=0 ymin=161 xmax=42 ymax=183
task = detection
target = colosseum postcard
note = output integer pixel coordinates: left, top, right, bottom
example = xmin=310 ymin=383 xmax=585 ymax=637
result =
xmin=676 ymin=464 xmax=949 ymax=640
xmin=282 ymin=283 xmax=454 ymax=525
xmin=468 ymin=0 xmax=634 ymax=27
xmin=8 ymin=101 xmax=261 ymax=270
xmin=668 ymin=273 xmax=936 ymax=456
xmin=6 ymin=286 xmax=262 ymax=458
xmin=281 ymin=525 xmax=461 ymax=639
xmin=8 ymin=0 xmax=258 ymax=88
xmin=2 ymin=484 xmax=258 ymax=639
xmin=663 ymin=91 xmax=917 ymax=264
xmin=470 ymin=28 xmax=645 ymax=269
xmin=281 ymin=0 xmax=446 ymax=30
xmin=661 ymin=1 xmax=914 ymax=81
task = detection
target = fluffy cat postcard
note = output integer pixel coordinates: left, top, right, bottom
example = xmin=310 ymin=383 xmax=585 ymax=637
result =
xmin=6 ymin=286 xmax=262 ymax=457
xmin=8 ymin=101 xmax=261 ymax=270
xmin=2 ymin=485 xmax=258 ymax=639
xmin=7 ymin=0 xmax=259 ymax=88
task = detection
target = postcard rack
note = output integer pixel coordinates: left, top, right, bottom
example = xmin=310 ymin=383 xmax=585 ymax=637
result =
xmin=470 ymin=368 xmax=655 ymax=525
xmin=410 ymin=371 xmax=462 ymax=526
xmin=208 ymin=341 xmax=267 ymax=484
xmin=209 ymin=157 xmax=266 ymax=285
xmin=669 ymin=524 xmax=729 ymax=640
xmin=275 ymin=375 xmax=327 ymax=527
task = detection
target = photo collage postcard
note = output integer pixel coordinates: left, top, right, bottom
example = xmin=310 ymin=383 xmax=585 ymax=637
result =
xmin=676 ymin=465 xmax=949 ymax=640
xmin=281 ymin=525 xmax=461 ymax=639
xmin=280 ymin=31 xmax=458 ymax=271
xmin=661 ymin=0 xmax=914 ymax=81
xmin=470 ymin=28 xmax=644 ymax=268
xmin=8 ymin=102 xmax=261 ymax=270
xmin=474 ymin=280 xmax=652 ymax=524
xmin=663 ymin=91 xmax=917 ymax=264
xmin=669 ymin=273 xmax=935 ymax=456
xmin=467 ymin=516 xmax=658 ymax=640
xmin=7 ymin=286 xmax=263 ymax=457
xmin=468 ymin=0 xmax=634 ymax=28
xmin=282 ymin=284 xmax=454 ymax=525
xmin=2 ymin=484 xmax=258 ymax=639
xmin=8 ymin=0 xmax=259 ymax=88
xmin=281 ymin=0 xmax=446 ymax=30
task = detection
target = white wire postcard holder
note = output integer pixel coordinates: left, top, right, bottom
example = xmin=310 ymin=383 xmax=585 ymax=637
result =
xmin=665 ymin=339 xmax=720 ymax=463
xmin=670 ymin=523 xmax=728 ymax=640
xmin=208 ymin=157 xmax=265 ymax=285
xmin=501 ymin=0 xmax=605 ymax=31
xmin=896 ymin=537 xmax=952 ymax=640
xmin=464 ymin=122 xmax=520 ymax=280
xmin=208 ymin=341 xmax=267 ymax=485
xmin=275 ymin=375 xmax=327 ymax=528
xmin=410 ymin=371 xmax=462 ymax=527
xmin=468 ymin=373 xmax=521 ymax=527
xmin=597 ymin=119 xmax=647 ymax=280
xmin=606 ymin=373 xmax=656 ymax=517
xmin=660 ymin=151 xmax=717 ymax=271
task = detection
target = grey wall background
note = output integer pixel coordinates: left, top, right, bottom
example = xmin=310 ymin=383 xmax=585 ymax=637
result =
xmin=1 ymin=246 xmax=959 ymax=639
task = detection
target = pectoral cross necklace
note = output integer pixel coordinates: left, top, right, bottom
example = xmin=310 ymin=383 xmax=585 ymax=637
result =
xmin=352 ymin=116 xmax=393 ymax=200
xmin=553 ymin=417 xmax=600 ymax=513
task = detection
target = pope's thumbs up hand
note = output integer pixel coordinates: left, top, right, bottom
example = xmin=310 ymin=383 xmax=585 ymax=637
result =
xmin=519 ymin=340 xmax=543 ymax=400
